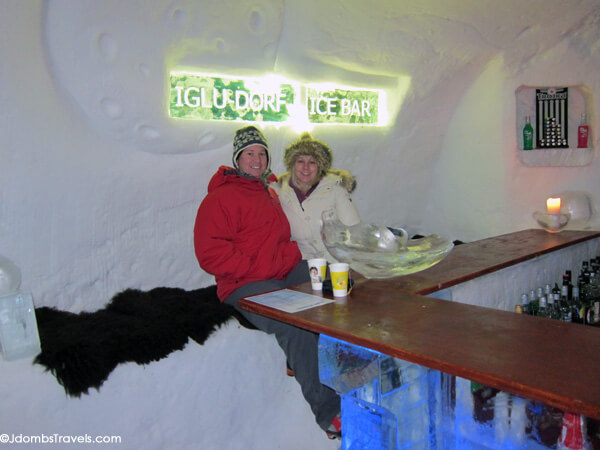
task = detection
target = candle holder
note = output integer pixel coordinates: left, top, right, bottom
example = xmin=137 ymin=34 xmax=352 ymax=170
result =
xmin=532 ymin=211 xmax=571 ymax=233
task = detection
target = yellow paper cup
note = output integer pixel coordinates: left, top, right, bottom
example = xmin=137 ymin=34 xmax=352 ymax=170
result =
xmin=329 ymin=263 xmax=350 ymax=297
xmin=307 ymin=258 xmax=327 ymax=291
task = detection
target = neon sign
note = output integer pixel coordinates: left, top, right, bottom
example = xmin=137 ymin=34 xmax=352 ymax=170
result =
xmin=169 ymin=71 xmax=385 ymax=126
xmin=306 ymin=85 xmax=379 ymax=125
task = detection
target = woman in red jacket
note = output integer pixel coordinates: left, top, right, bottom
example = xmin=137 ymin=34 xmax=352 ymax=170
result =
xmin=194 ymin=126 xmax=341 ymax=439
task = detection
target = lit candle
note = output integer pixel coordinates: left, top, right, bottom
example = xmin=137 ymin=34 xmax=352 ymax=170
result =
xmin=546 ymin=197 xmax=561 ymax=214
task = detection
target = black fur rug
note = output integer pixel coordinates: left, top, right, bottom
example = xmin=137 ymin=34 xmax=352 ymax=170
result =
xmin=34 ymin=285 xmax=252 ymax=397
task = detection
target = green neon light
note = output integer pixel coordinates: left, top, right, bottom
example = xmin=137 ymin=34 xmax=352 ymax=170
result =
xmin=306 ymin=86 xmax=379 ymax=125
xmin=170 ymin=72 xmax=295 ymax=122
xmin=168 ymin=71 xmax=384 ymax=126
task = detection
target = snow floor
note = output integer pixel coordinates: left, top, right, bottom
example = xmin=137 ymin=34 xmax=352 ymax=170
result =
xmin=0 ymin=320 xmax=340 ymax=450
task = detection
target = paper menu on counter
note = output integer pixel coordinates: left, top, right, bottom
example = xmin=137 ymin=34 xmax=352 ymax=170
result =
xmin=245 ymin=289 xmax=335 ymax=313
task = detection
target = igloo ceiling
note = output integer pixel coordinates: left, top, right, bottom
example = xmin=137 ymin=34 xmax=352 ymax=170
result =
xmin=43 ymin=0 xmax=600 ymax=155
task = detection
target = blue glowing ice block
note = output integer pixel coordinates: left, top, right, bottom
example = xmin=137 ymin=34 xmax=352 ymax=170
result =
xmin=319 ymin=335 xmax=445 ymax=449
xmin=318 ymin=335 xmax=560 ymax=449
xmin=341 ymin=394 xmax=398 ymax=449
xmin=0 ymin=291 xmax=41 ymax=361
xmin=318 ymin=335 xmax=380 ymax=394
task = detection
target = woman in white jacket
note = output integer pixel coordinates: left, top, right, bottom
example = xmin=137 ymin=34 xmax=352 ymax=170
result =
xmin=274 ymin=132 xmax=361 ymax=262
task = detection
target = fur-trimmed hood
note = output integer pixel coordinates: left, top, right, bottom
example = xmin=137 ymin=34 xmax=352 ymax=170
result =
xmin=275 ymin=169 xmax=357 ymax=193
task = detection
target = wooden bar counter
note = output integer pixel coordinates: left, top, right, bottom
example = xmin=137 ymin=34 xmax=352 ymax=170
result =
xmin=239 ymin=229 xmax=600 ymax=420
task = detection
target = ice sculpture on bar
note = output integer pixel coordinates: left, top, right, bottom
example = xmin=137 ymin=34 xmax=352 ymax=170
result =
xmin=320 ymin=210 xmax=454 ymax=279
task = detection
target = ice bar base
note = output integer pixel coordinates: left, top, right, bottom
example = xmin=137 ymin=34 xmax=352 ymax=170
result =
xmin=319 ymin=335 xmax=591 ymax=449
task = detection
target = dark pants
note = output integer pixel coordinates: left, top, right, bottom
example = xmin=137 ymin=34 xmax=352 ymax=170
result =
xmin=224 ymin=260 xmax=340 ymax=431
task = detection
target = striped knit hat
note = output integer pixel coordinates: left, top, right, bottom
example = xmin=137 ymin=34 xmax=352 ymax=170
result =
xmin=232 ymin=126 xmax=270 ymax=171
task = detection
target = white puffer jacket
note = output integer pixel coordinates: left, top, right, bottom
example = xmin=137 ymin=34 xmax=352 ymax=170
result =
xmin=274 ymin=171 xmax=361 ymax=262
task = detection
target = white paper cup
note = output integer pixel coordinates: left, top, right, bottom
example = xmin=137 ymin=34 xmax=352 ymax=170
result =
xmin=329 ymin=262 xmax=350 ymax=297
xmin=307 ymin=258 xmax=327 ymax=291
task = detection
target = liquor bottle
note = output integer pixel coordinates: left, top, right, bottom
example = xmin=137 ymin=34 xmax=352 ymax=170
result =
xmin=589 ymin=267 xmax=599 ymax=296
xmin=560 ymin=283 xmax=573 ymax=322
xmin=571 ymin=285 xmax=585 ymax=324
xmin=578 ymin=276 xmax=592 ymax=326
xmin=562 ymin=275 xmax=572 ymax=299
xmin=566 ymin=270 xmax=572 ymax=280
xmin=565 ymin=270 xmax=573 ymax=300
xmin=578 ymin=262 xmax=600 ymax=327
xmin=593 ymin=258 xmax=600 ymax=276
xmin=523 ymin=116 xmax=534 ymax=150
xmin=586 ymin=267 xmax=593 ymax=285
xmin=553 ymin=283 xmax=561 ymax=305
xmin=577 ymin=113 xmax=589 ymax=149
xmin=587 ymin=272 xmax=600 ymax=327
xmin=587 ymin=299 xmax=600 ymax=327
xmin=529 ymin=289 xmax=539 ymax=316
xmin=558 ymin=412 xmax=589 ymax=449
xmin=538 ymin=296 xmax=549 ymax=318
xmin=521 ymin=293 xmax=530 ymax=315
xmin=581 ymin=272 xmax=592 ymax=304
xmin=577 ymin=275 xmax=587 ymax=302
xmin=547 ymin=291 xmax=561 ymax=320
xmin=592 ymin=262 xmax=600 ymax=290
xmin=582 ymin=261 xmax=590 ymax=283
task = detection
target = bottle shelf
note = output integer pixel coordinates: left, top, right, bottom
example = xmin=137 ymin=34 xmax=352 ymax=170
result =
xmin=516 ymin=85 xmax=593 ymax=167
xmin=518 ymin=147 xmax=593 ymax=167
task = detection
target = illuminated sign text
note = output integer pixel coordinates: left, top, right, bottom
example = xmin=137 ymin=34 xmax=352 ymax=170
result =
xmin=169 ymin=71 xmax=384 ymax=126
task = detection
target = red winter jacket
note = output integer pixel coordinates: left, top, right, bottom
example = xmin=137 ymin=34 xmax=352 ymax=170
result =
xmin=194 ymin=166 xmax=301 ymax=301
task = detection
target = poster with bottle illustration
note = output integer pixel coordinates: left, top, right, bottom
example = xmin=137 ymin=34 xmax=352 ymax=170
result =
xmin=535 ymin=87 xmax=569 ymax=149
